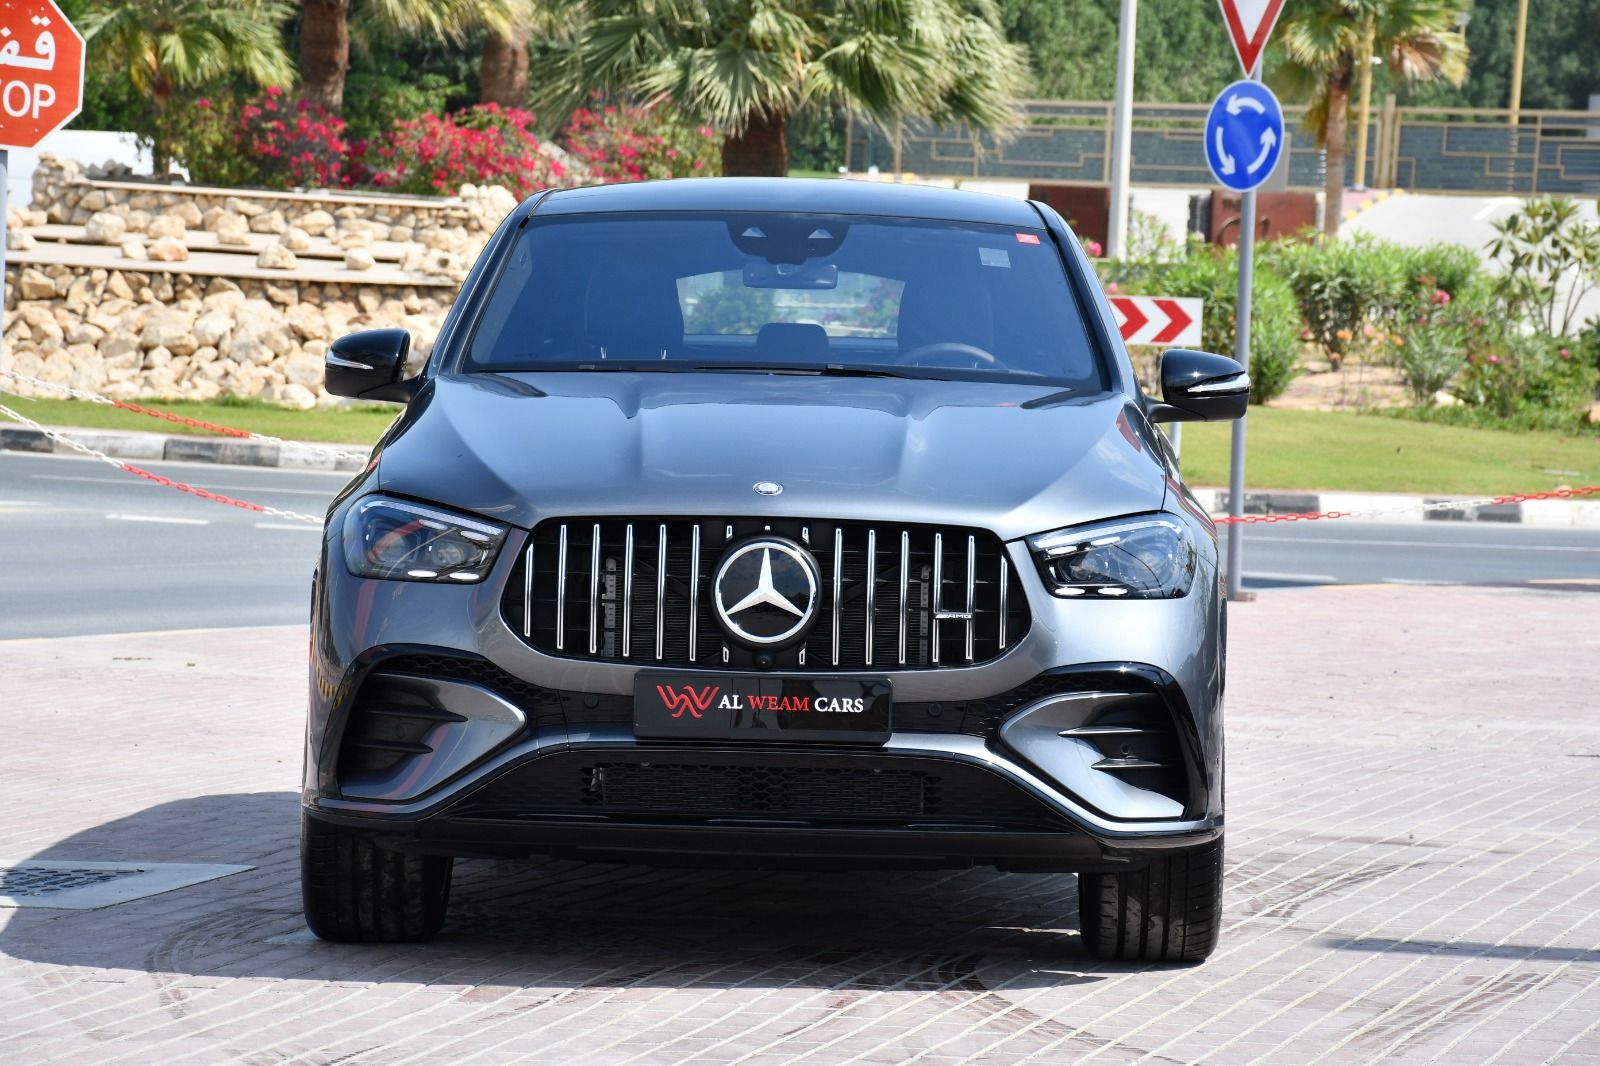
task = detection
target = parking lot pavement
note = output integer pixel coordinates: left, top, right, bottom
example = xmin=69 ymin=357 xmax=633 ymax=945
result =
xmin=2 ymin=585 xmax=1599 ymax=1065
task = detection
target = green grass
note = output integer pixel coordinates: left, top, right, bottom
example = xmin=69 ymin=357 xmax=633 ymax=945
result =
xmin=0 ymin=394 xmax=399 ymax=445
xmin=6 ymin=393 xmax=1599 ymax=496
xmin=1177 ymin=408 xmax=1600 ymax=495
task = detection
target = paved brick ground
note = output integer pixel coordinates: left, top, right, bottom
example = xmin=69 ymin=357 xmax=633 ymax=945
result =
xmin=2 ymin=584 xmax=1598 ymax=1064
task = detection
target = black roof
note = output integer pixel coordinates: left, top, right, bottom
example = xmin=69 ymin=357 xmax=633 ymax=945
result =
xmin=537 ymin=177 xmax=1045 ymax=227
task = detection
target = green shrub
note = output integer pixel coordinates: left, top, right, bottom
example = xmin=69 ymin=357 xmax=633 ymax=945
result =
xmin=1265 ymin=234 xmax=1408 ymax=363
xmin=1400 ymin=243 xmax=1482 ymax=300
xmin=1455 ymin=332 xmax=1597 ymax=426
xmin=1101 ymin=246 xmax=1302 ymax=404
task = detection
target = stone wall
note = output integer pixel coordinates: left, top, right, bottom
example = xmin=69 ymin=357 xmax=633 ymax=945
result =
xmin=3 ymin=264 xmax=449 ymax=409
xmin=2 ymin=157 xmax=523 ymax=407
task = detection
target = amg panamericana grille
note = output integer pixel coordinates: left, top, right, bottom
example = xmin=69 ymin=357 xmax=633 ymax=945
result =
xmin=502 ymin=517 xmax=1030 ymax=671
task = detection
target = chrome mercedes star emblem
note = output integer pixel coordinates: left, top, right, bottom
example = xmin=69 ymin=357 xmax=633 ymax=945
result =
xmin=713 ymin=539 xmax=819 ymax=646
xmin=753 ymin=481 xmax=783 ymax=496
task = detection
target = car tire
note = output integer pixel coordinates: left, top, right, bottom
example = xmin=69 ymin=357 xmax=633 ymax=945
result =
xmin=1078 ymin=838 xmax=1223 ymax=962
xmin=301 ymin=813 xmax=452 ymax=943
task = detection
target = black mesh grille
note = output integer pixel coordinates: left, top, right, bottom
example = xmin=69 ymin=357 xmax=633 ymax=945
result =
xmin=449 ymin=751 xmax=1065 ymax=828
xmin=501 ymin=517 xmax=1030 ymax=672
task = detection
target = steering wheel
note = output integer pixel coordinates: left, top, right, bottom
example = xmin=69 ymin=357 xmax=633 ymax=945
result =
xmin=895 ymin=341 xmax=998 ymax=367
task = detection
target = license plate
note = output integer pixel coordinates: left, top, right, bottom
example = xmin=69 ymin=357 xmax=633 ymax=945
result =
xmin=633 ymin=674 xmax=892 ymax=743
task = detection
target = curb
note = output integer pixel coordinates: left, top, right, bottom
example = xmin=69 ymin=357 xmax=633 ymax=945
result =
xmin=3 ymin=425 xmax=1596 ymax=529
xmin=1205 ymin=488 xmax=1600 ymax=530
xmin=0 ymin=423 xmax=368 ymax=473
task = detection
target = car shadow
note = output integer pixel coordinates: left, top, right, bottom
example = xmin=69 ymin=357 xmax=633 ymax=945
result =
xmin=0 ymin=792 xmax=1171 ymax=993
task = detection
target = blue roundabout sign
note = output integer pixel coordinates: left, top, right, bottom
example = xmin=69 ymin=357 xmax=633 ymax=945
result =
xmin=1204 ymin=80 xmax=1285 ymax=192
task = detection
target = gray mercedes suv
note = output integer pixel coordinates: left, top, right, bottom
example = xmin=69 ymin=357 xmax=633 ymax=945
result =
xmin=302 ymin=178 xmax=1248 ymax=961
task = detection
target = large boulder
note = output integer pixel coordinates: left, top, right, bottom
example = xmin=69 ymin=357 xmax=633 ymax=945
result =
xmin=18 ymin=268 xmax=54 ymax=300
xmin=214 ymin=212 xmax=251 ymax=246
xmin=140 ymin=307 xmax=199 ymax=356
xmin=298 ymin=209 xmax=335 ymax=236
xmin=147 ymin=236 xmax=189 ymax=262
xmin=146 ymin=213 xmax=187 ymax=240
xmin=84 ymin=210 xmax=127 ymax=243
xmin=248 ymin=208 xmax=288 ymax=235
xmin=256 ymin=240 xmax=298 ymax=270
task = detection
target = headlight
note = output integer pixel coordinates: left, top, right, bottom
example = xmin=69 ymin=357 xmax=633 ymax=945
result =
xmin=343 ymin=496 xmax=509 ymax=583
xmin=1027 ymin=515 xmax=1196 ymax=599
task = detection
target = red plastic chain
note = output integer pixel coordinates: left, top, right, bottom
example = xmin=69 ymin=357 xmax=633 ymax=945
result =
xmin=111 ymin=400 xmax=255 ymax=439
xmin=1213 ymin=485 xmax=1600 ymax=525
xmin=117 ymin=463 xmax=268 ymax=513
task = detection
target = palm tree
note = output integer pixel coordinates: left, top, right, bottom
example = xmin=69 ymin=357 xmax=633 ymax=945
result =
xmin=80 ymin=0 xmax=294 ymax=173
xmin=481 ymin=1 xmax=579 ymax=109
xmin=534 ymin=0 xmax=1029 ymax=177
xmin=300 ymin=0 xmax=519 ymax=114
xmin=1271 ymin=0 xmax=1467 ymax=236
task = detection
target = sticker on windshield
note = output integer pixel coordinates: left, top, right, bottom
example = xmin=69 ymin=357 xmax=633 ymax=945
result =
xmin=1015 ymin=232 xmax=1042 ymax=245
xmin=979 ymin=247 xmax=1011 ymax=269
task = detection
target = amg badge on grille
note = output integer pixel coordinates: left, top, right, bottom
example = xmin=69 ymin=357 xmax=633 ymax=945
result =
xmin=712 ymin=538 xmax=819 ymax=646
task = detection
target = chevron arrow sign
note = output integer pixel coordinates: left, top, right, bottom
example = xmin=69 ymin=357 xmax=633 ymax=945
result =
xmin=1109 ymin=296 xmax=1203 ymax=346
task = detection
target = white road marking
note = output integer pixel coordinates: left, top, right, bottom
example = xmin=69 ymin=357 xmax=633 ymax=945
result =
xmin=105 ymin=513 xmax=210 ymax=525
xmin=33 ymin=474 xmax=336 ymax=496
xmin=1383 ymin=578 xmax=1458 ymax=586
xmin=1472 ymin=197 xmax=1520 ymax=221
xmin=0 ymin=500 xmax=42 ymax=506
xmin=1243 ymin=571 xmax=1340 ymax=583
xmin=1252 ymin=535 xmax=1600 ymax=552
xmin=255 ymin=522 xmax=322 ymax=532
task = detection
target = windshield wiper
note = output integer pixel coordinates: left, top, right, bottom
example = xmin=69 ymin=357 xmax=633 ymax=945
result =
xmin=692 ymin=363 xmax=917 ymax=379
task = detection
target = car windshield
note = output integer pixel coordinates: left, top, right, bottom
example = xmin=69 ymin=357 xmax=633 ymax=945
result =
xmin=461 ymin=211 xmax=1108 ymax=390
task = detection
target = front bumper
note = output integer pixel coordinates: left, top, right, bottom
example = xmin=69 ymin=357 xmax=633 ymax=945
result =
xmin=306 ymin=504 xmax=1225 ymax=869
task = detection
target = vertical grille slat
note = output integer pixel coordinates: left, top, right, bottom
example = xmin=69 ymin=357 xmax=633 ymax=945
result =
xmin=622 ymin=523 xmax=635 ymax=658
xmin=898 ymin=530 xmax=910 ymax=667
xmin=931 ymin=532 xmax=944 ymax=665
xmin=864 ymin=528 xmax=877 ymax=667
xmin=656 ymin=523 xmax=668 ymax=661
xmin=556 ymin=524 xmax=568 ymax=651
xmin=513 ymin=517 xmax=1028 ymax=671
xmin=999 ymin=554 xmax=1010 ymax=651
xmin=689 ymin=524 xmax=701 ymax=664
xmin=965 ymin=534 xmax=976 ymax=664
xmin=831 ymin=527 xmax=843 ymax=667
xmin=588 ymin=522 xmax=600 ymax=655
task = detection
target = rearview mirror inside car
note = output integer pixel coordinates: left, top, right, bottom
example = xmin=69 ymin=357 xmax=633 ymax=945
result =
xmin=1150 ymin=349 xmax=1250 ymax=423
xmin=325 ymin=328 xmax=419 ymax=403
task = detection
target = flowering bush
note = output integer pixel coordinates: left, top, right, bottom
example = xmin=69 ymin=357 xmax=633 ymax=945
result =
xmin=369 ymin=103 xmax=564 ymax=198
xmin=1456 ymin=331 xmax=1596 ymax=425
xmin=235 ymin=88 xmax=352 ymax=190
xmin=562 ymin=97 xmax=720 ymax=183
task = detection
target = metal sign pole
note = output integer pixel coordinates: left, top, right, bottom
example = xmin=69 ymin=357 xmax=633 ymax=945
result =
xmin=1224 ymin=65 xmax=1259 ymax=602
xmin=1106 ymin=0 xmax=1139 ymax=258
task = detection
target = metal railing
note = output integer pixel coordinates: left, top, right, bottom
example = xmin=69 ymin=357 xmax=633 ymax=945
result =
xmin=846 ymin=97 xmax=1600 ymax=196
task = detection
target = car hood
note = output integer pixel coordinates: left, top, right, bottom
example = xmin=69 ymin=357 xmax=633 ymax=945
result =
xmin=377 ymin=372 xmax=1168 ymax=541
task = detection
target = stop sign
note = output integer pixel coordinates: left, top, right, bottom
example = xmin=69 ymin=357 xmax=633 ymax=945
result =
xmin=0 ymin=0 xmax=82 ymax=149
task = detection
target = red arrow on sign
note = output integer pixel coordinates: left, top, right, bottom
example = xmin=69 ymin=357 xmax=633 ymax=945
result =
xmin=1115 ymin=297 xmax=1148 ymax=340
xmin=1151 ymin=299 xmax=1194 ymax=344
xmin=1110 ymin=296 xmax=1204 ymax=347
xmin=1215 ymin=0 xmax=1286 ymax=77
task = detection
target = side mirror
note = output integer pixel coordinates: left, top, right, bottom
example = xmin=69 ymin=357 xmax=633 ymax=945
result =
xmin=1149 ymin=349 xmax=1250 ymax=423
xmin=325 ymin=328 xmax=419 ymax=403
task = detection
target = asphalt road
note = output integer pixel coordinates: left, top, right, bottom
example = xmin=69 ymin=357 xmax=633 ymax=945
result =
xmin=2 ymin=450 xmax=1597 ymax=639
